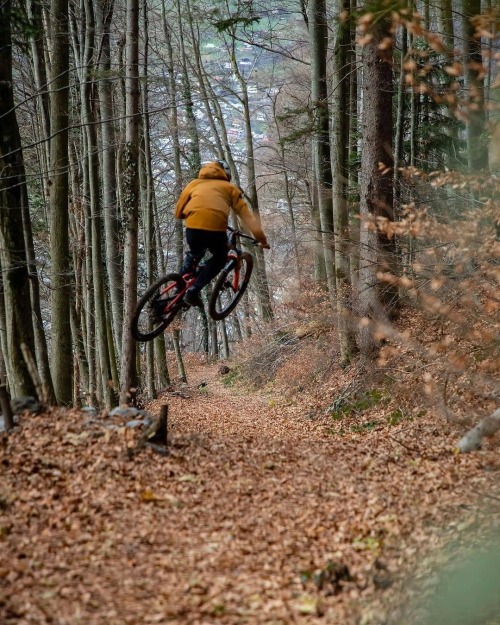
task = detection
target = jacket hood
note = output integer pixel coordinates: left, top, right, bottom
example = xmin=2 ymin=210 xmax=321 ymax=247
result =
xmin=198 ymin=161 xmax=229 ymax=181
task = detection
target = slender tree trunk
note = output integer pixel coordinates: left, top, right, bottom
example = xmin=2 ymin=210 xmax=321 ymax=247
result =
xmin=220 ymin=318 xmax=230 ymax=359
xmin=185 ymin=0 xmax=225 ymax=159
xmin=228 ymin=34 xmax=274 ymax=321
xmin=332 ymin=0 xmax=357 ymax=364
xmin=162 ymin=0 xmax=188 ymax=383
xmin=0 ymin=266 xmax=11 ymax=384
xmin=173 ymin=329 xmax=187 ymax=383
xmin=153 ymin=202 xmax=171 ymax=388
xmin=80 ymin=0 xmax=115 ymax=408
xmin=26 ymin=0 xmax=51 ymax=171
xmin=119 ymin=0 xmax=140 ymax=405
xmin=162 ymin=2 xmax=185 ymax=268
xmin=49 ymin=0 xmax=72 ymax=404
xmin=83 ymin=155 xmax=97 ymax=406
xmin=141 ymin=0 xmax=157 ymax=400
xmin=358 ymin=17 xmax=399 ymax=358
xmin=175 ymin=0 xmax=201 ymax=176
xmin=408 ymin=29 xmax=416 ymax=169
xmin=15 ymin=11 xmax=55 ymax=399
xmin=348 ymin=0 xmax=360 ymax=281
xmin=463 ymin=0 xmax=488 ymax=172
xmin=394 ymin=17 xmax=408 ymax=209
xmin=20 ymin=165 xmax=56 ymax=402
xmin=96 ymin=0 xmax=123 ymax=357
xmin=70 ymin=300 xmax=90 ymax=401
xmin=271 ymin=94 xmax=301 ymax=278
xmin=308 ymin=0 xmax=336 ymax=301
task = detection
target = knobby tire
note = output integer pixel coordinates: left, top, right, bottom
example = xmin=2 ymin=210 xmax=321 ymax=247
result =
xmin=208 ymin=252 xmax=253 ymax=321
xmin=131 ymin=273 xmax=184 ymax=342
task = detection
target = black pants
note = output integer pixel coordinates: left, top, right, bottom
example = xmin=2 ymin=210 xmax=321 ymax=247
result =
xmin=181 ymin=228 xmax=228 ymax=293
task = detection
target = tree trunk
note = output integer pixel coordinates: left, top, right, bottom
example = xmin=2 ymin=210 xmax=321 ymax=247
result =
xmin=348 ymin=0 xmax=360 ymax=281
xmin=49 ymin=0 xmax=72 ymax=404
xmin=308 ymin=0 xmax=336 ymax=301
xmin=153 ymin=200 xmax=171 ymax=388
xmin=20 ymin=163 xmax=56 ymax=403
xmin=80 ymin=0 xmax=115 ymax=409
xmin=0 ymin=1 xmax=38 ymax=397
xmin=26 ymin=0 xmax=51 ymax=173
xmin=332 ymin=0 xmax=357 ymax=364
xmin=162 ymin=0 xmax=188 ymax=383
xmin=96 ymin=0 xmax=123 ymax=357
xmin=463 ymin=0 xmax=488 ymax=172
xmin=140 ymin=0 xmax=156 ymax=401
xmin=172 ymin=329 xmax=187 ymax=383
xmin=437 ymin=0 xmax=454 ymax=46
xmin=228 ymin=33 xmax=274 ymax=322
xmin=0 ymin=267 xmax=11 ymax=385
xmin=175 ymin=0 xmax=201 ymax=177
xmin=162 ymin=1 xmax=185 ymax=269
xmin=70 ymin=300 xmax=90 ymax=403
xmin=185 ymin=0 xmax=226 ymax=159
xmin=358 ymin=17 xmax=399 ymax=358
xmin=221 ymin=318 xmax=230 ymax=359
xmin=119 ymin=0 xmax=140 ymax=405
xmin=394 ymin=17 xmax=408 ymax=209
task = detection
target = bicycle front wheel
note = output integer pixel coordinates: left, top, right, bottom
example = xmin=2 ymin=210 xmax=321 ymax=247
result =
xmin=131 ymin=273 xmax=184 ymax=342
xmin=209 ymin=252 xmax=253 ymax=321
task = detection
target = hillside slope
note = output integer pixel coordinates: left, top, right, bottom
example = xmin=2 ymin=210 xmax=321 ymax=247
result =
xmin=1 ymin=358 xmax=500 ymax=624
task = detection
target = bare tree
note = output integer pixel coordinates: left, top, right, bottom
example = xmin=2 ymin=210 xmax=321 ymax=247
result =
xmin=49 ymin=0 xmax=72 ymax=404
xmin=358 ymin=15 xmax=399 ymax=358
xmin=119 ymin=0 xmax=140 ymax=405
xmin=96 ymin=0 xmax=124 ymax=356
xmin=308 ymin=0 xmax=336 ymax=301
xmin=463 ymin=0 xmax=488 ymax=172
xmin=0 ymin=0 xmax=38 ymax=397
xmin=331 ymin=0 xmax=358 ymax=364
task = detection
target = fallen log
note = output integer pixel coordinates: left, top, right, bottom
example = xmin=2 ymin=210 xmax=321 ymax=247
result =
xmin=457 ymin=408 xmax=500 ymax=453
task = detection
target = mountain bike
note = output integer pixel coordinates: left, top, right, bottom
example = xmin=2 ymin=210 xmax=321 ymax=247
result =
xmin=131 ymin=227 xmax=257 ymax=342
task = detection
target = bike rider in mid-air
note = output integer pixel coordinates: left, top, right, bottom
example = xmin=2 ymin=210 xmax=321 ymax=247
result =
xmin=175 ymin=159 xmax=270 ymax=308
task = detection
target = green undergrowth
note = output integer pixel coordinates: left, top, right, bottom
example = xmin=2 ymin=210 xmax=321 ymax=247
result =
xmin=221 ymin=367 xmax=241 ymax=387
xmin=328 ymin=389 xmax=388 ymax=419
xmin=326 ymin=388 xmax=416 ymax=436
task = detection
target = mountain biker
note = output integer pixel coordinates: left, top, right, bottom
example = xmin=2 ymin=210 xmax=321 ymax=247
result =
xmin=174 ymin=159 xmax=270 ymax=307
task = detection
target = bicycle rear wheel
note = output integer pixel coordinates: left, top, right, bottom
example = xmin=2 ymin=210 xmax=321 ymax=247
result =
xmin=208 ymin=252 xmax=253 ymax=321
xmin=131 ymin=273 xmax=184 ymax=342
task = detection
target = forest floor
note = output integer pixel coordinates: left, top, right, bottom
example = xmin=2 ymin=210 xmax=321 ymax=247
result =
xmin=2 ymin=334 xmax=500 ymax=624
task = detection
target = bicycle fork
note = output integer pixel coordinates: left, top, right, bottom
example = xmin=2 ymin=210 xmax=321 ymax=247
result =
xmin=223 ymin=253 xmax=240 ymax=291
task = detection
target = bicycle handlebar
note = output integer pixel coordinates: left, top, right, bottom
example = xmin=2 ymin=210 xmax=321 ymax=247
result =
xmin=227 ymin=226 xmax=259 ymax=245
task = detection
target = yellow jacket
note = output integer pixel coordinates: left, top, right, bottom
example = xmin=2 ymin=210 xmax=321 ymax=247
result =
xmin=175 ymin=162 xmax=267 ymax=245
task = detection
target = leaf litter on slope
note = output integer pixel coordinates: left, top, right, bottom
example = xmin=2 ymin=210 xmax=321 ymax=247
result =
xmin=1 ymin=364 xmax=500 ymax=624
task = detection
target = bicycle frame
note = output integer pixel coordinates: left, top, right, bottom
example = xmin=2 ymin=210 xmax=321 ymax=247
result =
xmin=157 ymin=275 xmax=194 ymax=313
xmin=224 ymin=228 xmax=255 ymax=291
xmin=158 ymin=229 xmax=255 ymax=315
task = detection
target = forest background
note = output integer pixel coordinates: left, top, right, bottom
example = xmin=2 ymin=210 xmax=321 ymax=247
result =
xmin=0 ymin=0 xmax=498 ymax=421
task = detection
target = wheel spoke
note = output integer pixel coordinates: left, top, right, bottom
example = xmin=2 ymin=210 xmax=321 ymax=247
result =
xmin=132 ymin=274 xmax=184 ymax=341
xmin=209 ymin=253 xmax=253 ymax=321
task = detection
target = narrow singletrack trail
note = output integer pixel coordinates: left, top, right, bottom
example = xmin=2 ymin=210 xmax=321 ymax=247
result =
xmin=1 ymin=365 xmax=499 ymax=625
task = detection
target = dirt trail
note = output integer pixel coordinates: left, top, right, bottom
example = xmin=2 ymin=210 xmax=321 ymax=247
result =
xmin=1 ymin=365 xmax=499 ymax=625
